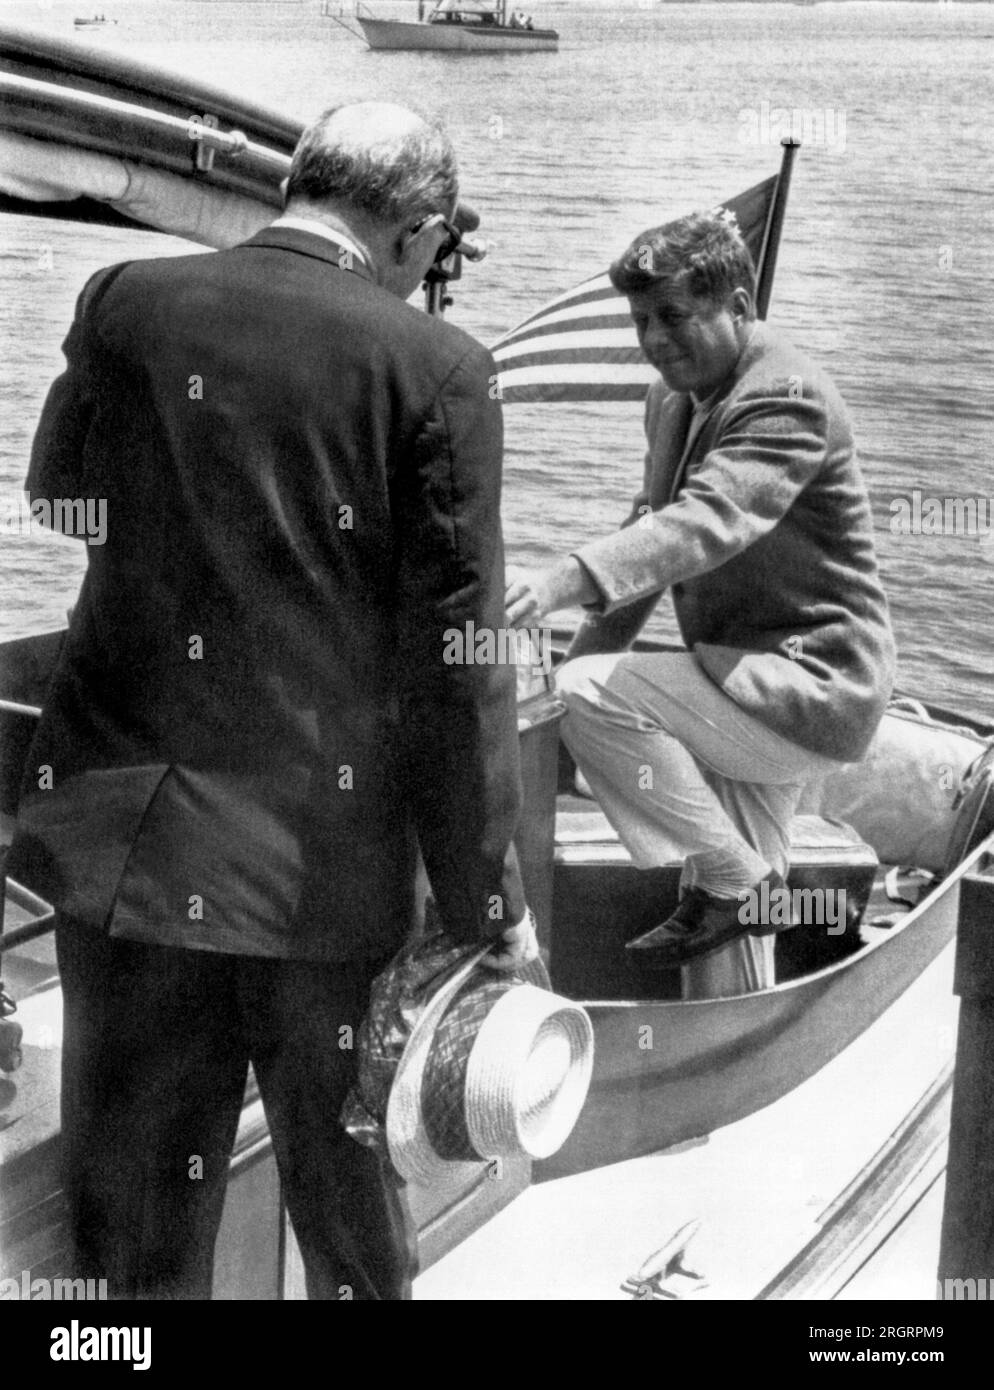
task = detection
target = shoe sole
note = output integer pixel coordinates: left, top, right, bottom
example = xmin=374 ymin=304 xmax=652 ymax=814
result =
xmin=627 ymin=919 xmax=760 ymax=970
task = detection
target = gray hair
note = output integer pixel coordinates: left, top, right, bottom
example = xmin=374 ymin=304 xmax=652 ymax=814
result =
xmin=285 ymin=102 xmax=458 ymax=226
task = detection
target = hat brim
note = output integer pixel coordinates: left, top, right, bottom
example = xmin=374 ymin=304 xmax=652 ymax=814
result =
xmin=386 ymin=949 xmax=590 ymax=1188
xmin=386 ymin=947 xmax=489 ymax=1185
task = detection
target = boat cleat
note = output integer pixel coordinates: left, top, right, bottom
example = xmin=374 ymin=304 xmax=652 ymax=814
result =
xmin=621 ymin=1219 xmax=709 ymax=1300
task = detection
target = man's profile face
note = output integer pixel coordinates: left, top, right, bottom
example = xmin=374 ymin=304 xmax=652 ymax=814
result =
xmin=388 ymin=213 xmax=459 ymax=301
xmin=628 ymin=281 xmax=749 ymax=398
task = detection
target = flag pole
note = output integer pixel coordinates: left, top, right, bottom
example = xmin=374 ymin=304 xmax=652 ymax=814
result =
xmin=754 ymin=136 xmax=800 ymax=321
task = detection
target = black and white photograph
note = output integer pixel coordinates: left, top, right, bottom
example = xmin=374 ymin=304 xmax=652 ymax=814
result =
xmin=0 ymin=0 xmax=991 ymax=1350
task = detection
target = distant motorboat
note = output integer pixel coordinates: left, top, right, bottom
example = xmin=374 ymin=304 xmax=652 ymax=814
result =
xmin=354 ymin=1 xmax=558 ymax=54
xmin=73 ymin=15 xmax=117 ymax=27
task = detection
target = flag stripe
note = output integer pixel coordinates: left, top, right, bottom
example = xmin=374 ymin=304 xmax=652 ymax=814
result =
xmin=499 ymin=346 xmax=649 ymax=372
xmin=495 ymin=308 xmax=636 ymax=349
xmin=494 ymin=326 xmax=641 ymax=360
xmin=503 ymin=274 xmax=612 ymax=333
xmin=501 ymin=362 xmax=656 ymax=383
xmin=502 ymin=387 xmax=648 ymax=403
xmin=500 ymin=367 xmax=654 ymax=403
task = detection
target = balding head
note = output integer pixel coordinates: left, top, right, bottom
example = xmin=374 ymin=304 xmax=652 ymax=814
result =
xmin=285 ymin=102 xmax=458 ymax=228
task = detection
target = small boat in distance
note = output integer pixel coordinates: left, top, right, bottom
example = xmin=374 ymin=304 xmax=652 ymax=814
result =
xmin=73 ymin=15 xmax=117 ymax=28
xmin=354 ymin=1 xmax=558 ymax=54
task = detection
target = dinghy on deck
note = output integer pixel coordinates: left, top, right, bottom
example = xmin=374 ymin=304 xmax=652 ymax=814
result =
xmin=2 ymin=22 xmax=994 ymax=1297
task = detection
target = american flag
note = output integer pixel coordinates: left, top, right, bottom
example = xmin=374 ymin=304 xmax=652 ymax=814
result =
xmin=492 ymin=153 xmax=796 ymax=405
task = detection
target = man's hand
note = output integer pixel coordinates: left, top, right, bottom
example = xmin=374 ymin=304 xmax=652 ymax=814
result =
xmin=504 ymin=566 xmax=555 ymax=628
xmin=481 ymin=909 xmax=540 ymax=973
xmin=505 ymin=558 xmax=598 ymax=628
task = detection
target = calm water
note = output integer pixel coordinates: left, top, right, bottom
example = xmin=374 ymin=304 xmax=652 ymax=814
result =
xmin=2 ymin=0 xmax=992 ymax=718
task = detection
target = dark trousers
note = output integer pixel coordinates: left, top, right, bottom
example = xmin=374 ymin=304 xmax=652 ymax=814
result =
xmin=56 ymin=916 xmax=416 ymax=1300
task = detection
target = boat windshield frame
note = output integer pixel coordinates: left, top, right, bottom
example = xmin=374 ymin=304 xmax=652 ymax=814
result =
xmin=427 ymin=2 xmax=506 ymax=24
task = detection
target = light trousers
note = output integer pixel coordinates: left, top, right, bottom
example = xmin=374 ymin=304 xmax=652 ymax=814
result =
xmin=556 ymin=651 xmax=842 ymax=998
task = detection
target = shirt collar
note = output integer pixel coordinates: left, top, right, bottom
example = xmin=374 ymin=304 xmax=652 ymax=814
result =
xmin=690 ymin=385 xmax=720 ymax=414
xmin=270 ymin=217 xmax=368 ymax=268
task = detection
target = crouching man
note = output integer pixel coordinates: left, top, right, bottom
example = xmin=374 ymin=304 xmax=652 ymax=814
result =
xmin=505 ymin=211 xmax=895 ymax=998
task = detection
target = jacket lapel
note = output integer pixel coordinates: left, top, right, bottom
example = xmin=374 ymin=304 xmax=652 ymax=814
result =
xmin=647 ymin=392 xmax=694 ymax=507
xmin=668 ymin=398 xmax=705 ymax=504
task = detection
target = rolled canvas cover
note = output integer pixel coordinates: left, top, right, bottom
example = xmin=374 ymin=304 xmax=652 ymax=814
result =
xmin=0 ymin=131 xmax=273 ymax=247
xmin=798 ymin=701 xmax=991 ymax=873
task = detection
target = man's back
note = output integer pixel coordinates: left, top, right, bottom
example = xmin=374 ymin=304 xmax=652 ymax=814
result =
xmin=14 ymin=99 xmax=533 ymax=1303
xmin=49 ymin=229 xmax=487 ymax=762
xmin=14 ymin=226 xmax=524 ymax=960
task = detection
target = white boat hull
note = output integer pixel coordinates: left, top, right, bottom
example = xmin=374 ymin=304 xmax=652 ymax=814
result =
xmin=357 ymin=18 xmax=558 ymax=52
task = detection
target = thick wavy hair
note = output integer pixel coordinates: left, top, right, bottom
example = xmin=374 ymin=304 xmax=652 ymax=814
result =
xmin=286 ymin=103 xmax=458 ymax=226
xmin=609 ymin=211 xmax=757 ymax=305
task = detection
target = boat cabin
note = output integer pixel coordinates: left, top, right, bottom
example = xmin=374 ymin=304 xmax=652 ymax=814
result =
xmin=427 ymin=1 xmax=528 ymax=29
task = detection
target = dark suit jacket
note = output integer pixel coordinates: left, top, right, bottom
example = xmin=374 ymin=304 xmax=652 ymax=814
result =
xmin=9 ymin=226 xmax=526 ymax=960
xmin=568 ymin=322 xmax=896 ymax=762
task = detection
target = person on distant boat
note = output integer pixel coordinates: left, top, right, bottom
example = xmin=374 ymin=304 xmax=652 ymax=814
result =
xmin=9 ymin=101 xmax=534 ymax=1300
xmin=505 ymin=211 xmax=895 ymax=999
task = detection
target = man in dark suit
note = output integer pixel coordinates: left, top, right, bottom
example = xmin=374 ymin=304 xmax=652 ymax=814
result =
xmin=9 ymin=102 xmax=534 ymax=1299
xmin=506 ymin=211 xmax=894 ymax=998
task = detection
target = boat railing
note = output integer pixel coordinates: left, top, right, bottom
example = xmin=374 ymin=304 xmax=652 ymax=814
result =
xmin=938 ymin=844 xmax=994 ymax=1286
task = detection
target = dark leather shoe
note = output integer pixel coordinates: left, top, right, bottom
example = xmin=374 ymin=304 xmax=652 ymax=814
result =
xmin=625 ymin=871 xmax=788 ymax=969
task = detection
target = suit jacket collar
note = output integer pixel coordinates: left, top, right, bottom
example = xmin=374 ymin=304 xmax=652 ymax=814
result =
xmin=690 ymin=319 xmax=771 ymax=415
xmin=237 ymin=225 xmax=375 ymax=284
xmin=726 ymin=317 xmax=770 ymax=395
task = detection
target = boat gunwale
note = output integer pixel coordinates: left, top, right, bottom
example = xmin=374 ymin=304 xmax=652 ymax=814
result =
xmin=0 ymin=21 xmax=301 ymax=147
xmin=565 ymin=834 xmax=991 ymax=1011
xmin=1 ymin=73 xmax=291 ymax=182
xmin=360 ymin=17 xmax=558 ymax=38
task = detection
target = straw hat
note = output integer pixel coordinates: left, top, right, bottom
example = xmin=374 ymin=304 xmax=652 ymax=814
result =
xmin=381 ymin=938 xmax=594 ymax=1187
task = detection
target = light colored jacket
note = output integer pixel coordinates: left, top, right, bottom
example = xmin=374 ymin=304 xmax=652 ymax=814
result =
xmin=570 ymin=321 xmax=896 ymax=762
